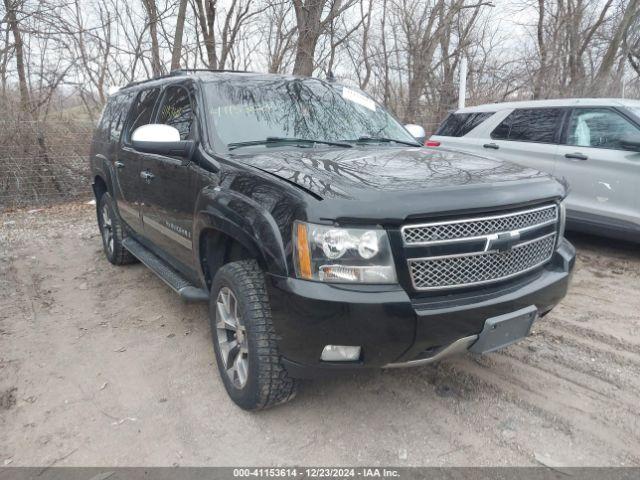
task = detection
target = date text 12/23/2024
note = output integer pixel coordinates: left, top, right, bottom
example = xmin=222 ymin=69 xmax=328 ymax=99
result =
xmin=233 ymin=468 xmax=400 ymax=478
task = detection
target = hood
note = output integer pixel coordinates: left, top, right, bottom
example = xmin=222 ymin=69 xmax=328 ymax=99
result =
xmin=231 ymin=146 xmax=565 ymax=223
xmin=234 ymin=146 xmax=550 ymax=199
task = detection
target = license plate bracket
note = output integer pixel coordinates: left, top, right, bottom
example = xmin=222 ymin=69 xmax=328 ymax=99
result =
xmin=469 ymin=305 xmax=538 ymax=354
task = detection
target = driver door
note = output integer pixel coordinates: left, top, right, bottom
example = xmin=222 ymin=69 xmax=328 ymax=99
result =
xmin=140 ymin=83 xmax=199 ymax=272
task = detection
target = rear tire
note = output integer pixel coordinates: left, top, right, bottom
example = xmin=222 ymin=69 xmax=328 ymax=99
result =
xmin=97 ymin=192 xmax=137 ymax=266
xmin=209 ymin=260 xmax=298 ymax=410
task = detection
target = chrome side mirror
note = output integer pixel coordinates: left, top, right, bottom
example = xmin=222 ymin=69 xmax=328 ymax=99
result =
xmin=404 ymin=124 xmax=426 ymax=145
xmin=131 ymin=124 xmax=194 ymax=157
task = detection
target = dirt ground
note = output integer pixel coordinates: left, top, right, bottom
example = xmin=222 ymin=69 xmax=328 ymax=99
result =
xmin=0 ymin=202 xmax=639 ymax=467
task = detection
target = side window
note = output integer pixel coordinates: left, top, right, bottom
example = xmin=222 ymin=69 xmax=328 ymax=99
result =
xmin=491 ymin=108 xmax=564 ymax=143
xmin=126 ymin=88 xmax=160 ymax=142
xmin=110 ymin=94 xmax=134 ymax=143
xmin=566 ymin=108 xmax=640 ymax=151
xmin=157 ymin=86 xmax=195 ymax=140
xmin=95 ymin=102 xmax=115 ymax=142
xmin=435 ymin=112 xmax=494 ymax=137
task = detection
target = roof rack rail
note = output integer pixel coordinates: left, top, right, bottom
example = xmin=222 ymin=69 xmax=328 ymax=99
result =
xmin=123 ymin=68 xmax=249 ymax=89
xmin=169 ymin=68 xmax=249 ymax=75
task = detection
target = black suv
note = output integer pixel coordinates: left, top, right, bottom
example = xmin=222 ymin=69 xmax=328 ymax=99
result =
xmin=90 ymin=70 xmax=575 ymax=410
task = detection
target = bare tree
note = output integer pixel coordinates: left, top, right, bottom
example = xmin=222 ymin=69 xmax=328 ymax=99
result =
xmin=264 ymin=0 xmax=297 ymax=73
xmin=291 ymin=0 xmax=357 ymax=76
xmin=593 ymin=0 xmax=640 ymax=88
xmin=527 ymin=0 xmax=639 ymax=98
xmin=171 ymin=0 xmax=189 ymax=70
xmin=141 ymin=0 xmax=164 ymax=75
xmin=192 ymin=0 xmax=263 ymax=69
xmin=3 ymin=0 xmax=29 ymax=112
xmin=389 ymin=0 xmax=490 ymax=122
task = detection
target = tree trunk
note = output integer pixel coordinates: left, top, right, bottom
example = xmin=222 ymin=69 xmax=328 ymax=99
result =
xmin=292 ymin=33 xmax=318 ymax=75
xmin=405 ymin=64 xmax=428 ymax=122
xmin=593 ymin=0 xmax=640 ymax=87
xmin=533 ymin=0 xmax=546 ymax=99
xmin=292 ymin=0 xmax=325 ymax=76
xmin=193 ymin=0 xmax=218 ymax=68
xmin=380 ymin=0 xmax=390 ymax=105
xmin=142 ymin=0 xmax=163 ymax=76
xmin=4 ymin=0 xmax=30 ymax=112
xmin=171 ymin=0 xmax=189 ymax=70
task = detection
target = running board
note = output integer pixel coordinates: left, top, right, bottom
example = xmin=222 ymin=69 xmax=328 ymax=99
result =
xmin=122 ymin=237 xmax=209 ymax=303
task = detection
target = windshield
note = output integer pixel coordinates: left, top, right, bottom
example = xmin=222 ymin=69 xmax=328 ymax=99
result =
xmin=203 ymin=78 xmax=417 ymax=150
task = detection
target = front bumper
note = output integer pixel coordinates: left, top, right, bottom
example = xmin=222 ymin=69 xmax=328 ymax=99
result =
xmin=266 ymin=239 xmax=576 ymax=377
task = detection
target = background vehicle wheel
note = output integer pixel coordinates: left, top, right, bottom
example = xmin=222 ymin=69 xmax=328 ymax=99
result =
xmin=209 ymin=259 xmax=298 ymax=410
xmin=97 ymin=192 xmax=137 ymax=265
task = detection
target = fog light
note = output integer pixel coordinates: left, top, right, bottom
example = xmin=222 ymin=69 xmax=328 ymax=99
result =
xmin=320 ymin=345 xmax=361 ymax=362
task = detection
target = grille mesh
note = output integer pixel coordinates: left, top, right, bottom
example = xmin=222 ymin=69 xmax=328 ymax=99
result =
xmin=408 ymin=234 xmax=556 ymax=290
xmin=402 ymin=205 xmax=558 ymax=244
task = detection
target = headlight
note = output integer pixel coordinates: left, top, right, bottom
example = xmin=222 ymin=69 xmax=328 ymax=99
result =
xmin=293 ymin=221 xmax=397 ymax=284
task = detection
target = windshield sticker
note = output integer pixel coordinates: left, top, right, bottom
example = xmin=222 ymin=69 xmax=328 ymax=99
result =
xmin=342 ymin=87 xmax=376 ymax=111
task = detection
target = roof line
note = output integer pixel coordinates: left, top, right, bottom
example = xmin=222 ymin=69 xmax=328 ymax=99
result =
xmin=123 ymin=68 xmax=250 ymax=89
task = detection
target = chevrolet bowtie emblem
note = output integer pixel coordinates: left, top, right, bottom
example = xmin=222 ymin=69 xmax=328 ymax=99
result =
xmin=485 ymin=231 xmax=521 ymax=252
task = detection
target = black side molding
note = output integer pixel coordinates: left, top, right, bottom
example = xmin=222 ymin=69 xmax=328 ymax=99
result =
xmin=122 ymin=237 xmax=209 ymax=303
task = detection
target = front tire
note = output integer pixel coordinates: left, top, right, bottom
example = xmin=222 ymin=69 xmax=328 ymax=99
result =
xmin=209 ymin=260 xmax=298 ymax=410
xmin=97 ymin=192 xmax=137 ymax=265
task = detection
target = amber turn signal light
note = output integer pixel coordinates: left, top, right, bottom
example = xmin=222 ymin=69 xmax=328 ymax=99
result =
xmin=295 ymin=222 xmax=312 ymax=279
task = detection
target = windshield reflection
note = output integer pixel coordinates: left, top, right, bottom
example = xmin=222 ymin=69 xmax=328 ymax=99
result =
xmin=203 ymin=77 xmax=416 ymax=150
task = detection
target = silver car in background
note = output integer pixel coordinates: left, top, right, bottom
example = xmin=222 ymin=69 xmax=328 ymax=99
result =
xmin=428 ymin=98 xmax=640 ymax=241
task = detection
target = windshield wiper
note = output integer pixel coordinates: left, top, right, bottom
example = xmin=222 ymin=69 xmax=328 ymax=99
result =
xmin=343 ymin=136 xmax=421 ymax=147
xmin=228 ymin=137 xmax=352 ymax=150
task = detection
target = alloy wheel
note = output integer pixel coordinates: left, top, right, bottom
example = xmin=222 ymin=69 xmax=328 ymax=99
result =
xmin=101 ymin=204 xmax=114 ymax=255
xmin=215 ymin=287 xmax=249 ymax=388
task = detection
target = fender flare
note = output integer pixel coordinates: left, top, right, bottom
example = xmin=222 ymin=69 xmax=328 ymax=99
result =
xmin=91 ymin=154 xmax=116 ymax=197
xmin=193 ymin=186 xmax=289 ymax=281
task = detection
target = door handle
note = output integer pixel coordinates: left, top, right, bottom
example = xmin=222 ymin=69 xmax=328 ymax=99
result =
xmin=114 ymin=161 xmax=125 ymax=169
xmin=140 ymin=171 xmax=155 ymax=182
xmin=483 ymin=143 xmax=499 ymax=150
xmin=564 ymin=153 xmax=588 ymax=161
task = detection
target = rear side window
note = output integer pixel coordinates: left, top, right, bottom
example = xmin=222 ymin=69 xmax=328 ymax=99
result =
xmin=126 ymin=88 xmax=160 ymax=142
xmin=109 ymin=93 xmax=134 ymax=142
xmin=95 ymin=94 xmax=134 ymax=143
xmin=435 ymin=112 xmax=494 ymax=137
xmin=157 ymin=86 xmax=194 ymax=140
xmin=491 ymin=108 xmax=564 ymax=143
xmin=95 ymin=102 xmax=115 ymax=143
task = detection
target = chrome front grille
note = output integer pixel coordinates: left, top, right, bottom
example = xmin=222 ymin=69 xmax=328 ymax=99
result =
xmin=408 ymin=233 xmax=556 ymax=290
xmin=403 ymin=204 xmax=559 ymax=291
xmin=402 ymin=204 xmax=558 ymax=245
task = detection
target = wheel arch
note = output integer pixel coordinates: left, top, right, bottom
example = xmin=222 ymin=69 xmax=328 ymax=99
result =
xmin=193 ymin=188 xmax=290 ymax=290
xmin=198 ymin=228 xmax=259 ymax=290
xmin=92 ymin=174 xmax=108 ymax=200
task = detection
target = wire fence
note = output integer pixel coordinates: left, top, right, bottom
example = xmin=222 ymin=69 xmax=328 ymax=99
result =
xmin=0 ymin=107 xmax=453 ymax=211
xmin=0 ymin=120 xmax=95 ymax=211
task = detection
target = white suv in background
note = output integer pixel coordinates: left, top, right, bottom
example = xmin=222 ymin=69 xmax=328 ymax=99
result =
xmin=428 ymin=99 xmax=640 ymax=241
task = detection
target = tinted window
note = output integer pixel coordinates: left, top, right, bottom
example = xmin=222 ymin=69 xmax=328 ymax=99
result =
xmin=95 ymin=102 xmax=115 ymax=142
xmin=435 ymin=112 xmax=494 ymax=137
xmin=566 ymin=108 xmax=640 ymax=151
xmin=126 ymin=88 xmax=160 ymax=141
xmin=157 ymin=86 xmax=194 ymax=140
xmin=109 ymin=94 xmax=134 ymax=142
xmin=491 ymin=108 xmax=563 ymax=143
xmin=95 ymin=95 xmax=132 ymax=143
